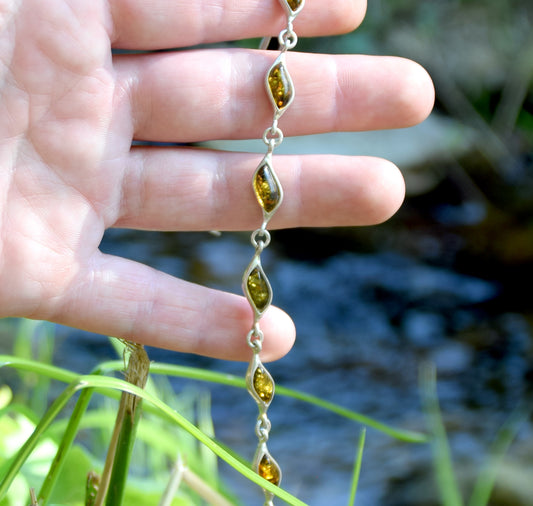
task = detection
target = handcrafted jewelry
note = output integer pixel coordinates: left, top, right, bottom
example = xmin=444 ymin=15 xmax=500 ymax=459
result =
xmin=243 ymin=1 xmax=304 ymax=504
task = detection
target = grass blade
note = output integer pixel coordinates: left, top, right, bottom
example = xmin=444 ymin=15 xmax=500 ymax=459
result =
xmin=2 ymin=356 xmax=427 ymax=443
xmin=420 ymin=363 xmax=463 ymax=506
xmin=12 ymin=321 xmax=55 ymax=415
xmin=37 ymin=388 xmax=95 ymax=504
xmin=148 ymin=363 xmax=428 ymax=443
xmin=0 ymin=355 xmax=78 ymax=383
xmin=467 ymin=406 xmax=531 ymax=506
xmin=348 ymin=428 xmax=366 ymax=506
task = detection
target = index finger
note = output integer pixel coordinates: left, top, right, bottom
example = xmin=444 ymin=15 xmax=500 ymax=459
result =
xmin=109 ymin=0 xmax=366 ymax=49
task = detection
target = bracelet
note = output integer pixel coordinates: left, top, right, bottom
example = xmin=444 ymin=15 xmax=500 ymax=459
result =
xmin=243 ymin=1 xmax=304 ymax=504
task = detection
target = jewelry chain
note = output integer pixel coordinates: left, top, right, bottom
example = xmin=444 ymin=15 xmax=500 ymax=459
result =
xmin=243 ymin=2 xmax=304 ymax=504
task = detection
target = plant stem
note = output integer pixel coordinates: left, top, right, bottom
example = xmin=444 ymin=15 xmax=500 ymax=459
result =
xmin=29 ymin=488 xmax=38 ymax=505
xmin=182 ymin=467 xmax=234 ymax=506
xmin=86 ymin=471 xmax=100 ymax=506
xmin=158 ymin=454 xmax=185 ymax=506
xmin=94 ymin=343 xmax=150 ymax=506
xmin=158 ymin=455 xmax=234 ymax=506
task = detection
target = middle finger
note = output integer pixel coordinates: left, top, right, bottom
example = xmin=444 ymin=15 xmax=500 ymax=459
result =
xmin=116 ymin=49 xmax=434 ymax=143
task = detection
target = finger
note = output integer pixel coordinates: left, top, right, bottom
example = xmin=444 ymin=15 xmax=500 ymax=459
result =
xmin=54 ymin=252 xmax=294 ymax=361
xmin=114 ymin=149 xmax=405 ymax=231
xmin=118 ymin=51 xmax=434 ymax=142
xmin=109 ymin=0 xmax=366 ymax=49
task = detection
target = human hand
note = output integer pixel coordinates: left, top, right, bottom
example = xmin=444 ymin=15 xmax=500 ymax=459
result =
xmin=0 ymin=0 xmax=433 ymax=361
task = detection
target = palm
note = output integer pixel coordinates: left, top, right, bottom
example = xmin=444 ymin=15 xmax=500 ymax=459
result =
xmin=0 ymin=0 xmax=434 ymax=360
xmin=1 ymin=2 xmax=121 ymax=319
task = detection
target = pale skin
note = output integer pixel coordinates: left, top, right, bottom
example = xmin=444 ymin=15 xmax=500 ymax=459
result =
xmin=0 ymin=0 xmax=434 ymax=361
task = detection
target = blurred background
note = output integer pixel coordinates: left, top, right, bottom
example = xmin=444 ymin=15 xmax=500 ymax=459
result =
xmin=2 ymin=0 xmax=533 ymax=505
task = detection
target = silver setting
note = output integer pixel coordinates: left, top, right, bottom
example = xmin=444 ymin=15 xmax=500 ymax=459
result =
xmin=253 ymin=152 xmax=284 ymax=223
xmin=278 ymin=0 xmax=305 ymax=17
xmin=246 ymin=352 xmax=276 ymax=409
xmin=253 ymin=442 xmax=282 ymax=492
xmin=242 ymin=255 xmax=272 ymax=319
xmin=265 ymin=52 xmax=294 ymax=117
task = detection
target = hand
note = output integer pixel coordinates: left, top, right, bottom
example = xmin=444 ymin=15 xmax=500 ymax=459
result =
xmin=0 ymin=0 xmax=433 ymax=361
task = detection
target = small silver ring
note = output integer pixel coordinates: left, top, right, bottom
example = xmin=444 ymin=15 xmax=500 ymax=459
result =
xmin=251 ymin=228 xmax=271 ymax=249
xmin=278 ymin=28 xmax=298 ymax=50
xmin=262 ymin=126 xmax=284 ymax=148
xmin=255 ymin=415 xmax=271 ymax=441
xmin=246 ymin=327 xmax=264 ymax=349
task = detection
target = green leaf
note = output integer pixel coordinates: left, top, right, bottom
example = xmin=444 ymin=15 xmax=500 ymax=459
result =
xmin=420 ymin=363 xmax=463 ymax=506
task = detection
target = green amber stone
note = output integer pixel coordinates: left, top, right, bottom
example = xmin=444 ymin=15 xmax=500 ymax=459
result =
xmin=268 ymin=62 xmax=293 ymax=110
xmin=258 ymin=453 xmax=281 ymax=486
xmin=286 ymin=0 xmax=303 ymax=12
xmin=253 ymin=365 xmax=274 ymax=403
xmin=254 ymin=164 xmax=281 ymax=213
xmin=247 ymin=267 xmax=271 ymax=312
